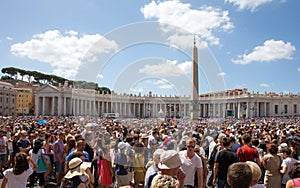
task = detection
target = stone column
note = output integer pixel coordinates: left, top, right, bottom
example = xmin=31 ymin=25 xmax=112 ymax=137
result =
xmin=35 ymin=96 xmax=40 ymax=116
xmin=264 ymin=102 xmax=267 ymax=116
xmin=52 ymin=97 xmax=55 ymax=115
xmin=88 ymin=100 xmax=91 ymax=115
xmin=69 ymin=98 xmax=73 ymax=115
xmin=84 ymin=100 xmax=87 ymax=115
xmin=101 ymin=101 xmax=104 ymax=114
xmin=80 ymin=99 xmax=83 ymax=115
xmin=237 ymin=102 xmax=241 ymax=118
xmin=42 ymin=97 xmax=46 ymax=115
xmin=63 ymin=97 xmax=67 ymax=115
xmin=76 ymin=99 xmax=79 ymax=115
xmin=125 ymin=102 xmax=128 ymax=118
xmin=256 ymin=102 xmax=261 ymax=117
xmin=58 ymin=96 xmax=63 ymax=115
xmin=246 ymin=102 xmax=249 ymax=118
xmin=97 ymin=101 xmax=100 ymax=116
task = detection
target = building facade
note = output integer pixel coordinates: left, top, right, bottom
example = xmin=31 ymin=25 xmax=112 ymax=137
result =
xmin=14 ymin=88 xmax=33 ymax=115
xmin=0 ymin=81 xmax=17 ymax=116
xmin=34 ymin=85 xmax=300 ymax=118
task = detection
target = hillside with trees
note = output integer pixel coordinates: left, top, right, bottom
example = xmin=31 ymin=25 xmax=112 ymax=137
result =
xmin=1 ymin=67 xmax=111 ymax=94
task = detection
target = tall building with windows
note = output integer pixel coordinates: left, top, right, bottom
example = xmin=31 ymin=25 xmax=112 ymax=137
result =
xmin=0 ymin=81 xmax=17 ymax=116
xmin=14 ymin=88 xmax=33 ymax=115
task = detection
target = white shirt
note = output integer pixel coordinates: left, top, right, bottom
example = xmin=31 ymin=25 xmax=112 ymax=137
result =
xmin=3 ymin=167 xmax=34 ymax=188
xmin=179 ymin=150 xmax=202 ymax=186
xmin=29 ymin=148 xmax=44 ymax=167
xmin=251 ymin=184 xmax=266 ymax=188
xmin=281 ymin=157 xmax=298 ymax=184
xmin=144 ymin=165 xmax=159 ymax=188
xmin=208 ymin=141 xmax=217 ymax=159
xmin=148 ymin=135 xmax=157 ymax=149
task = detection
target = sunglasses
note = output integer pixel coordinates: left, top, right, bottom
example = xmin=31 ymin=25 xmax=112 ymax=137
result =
xmin=186 ymin=145 xmax=195 ymax=148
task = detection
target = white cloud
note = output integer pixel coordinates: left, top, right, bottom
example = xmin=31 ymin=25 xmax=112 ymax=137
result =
xmin=130 ymin=87 xmax=144 ymax=93
xmin=217 ymin=72 xmax=226 ymax=77
xmin=154 ymin=79 xmax=174 ymax=89
xmin=65 ymin=30 xmax=78 ymax=36
xmin=139 ymin=60 xmax=191 ymax=77
xmin=260 ymin=83 xmax=270 ymax=88
xmin=225 ymin=0 xmax=273 ymax=11
xmin=235 ymin=83 xmax=247 ymax=88
xmin=141 ymin=1 xmax=234 ymax=46
xmin=298 ymin=67 xmax=300 ymax=71
xmin=168 ymin=34 xmax=208 ymax=49
xmin=10 ymin=30 xmax=118 ymax=78
xmin=6 ymin=37 xmax=13 ymax=41
xmin=96 ymin=73 xmax=104 ymax=79
xmin=232 ymin=39 xmax=295 ymax=64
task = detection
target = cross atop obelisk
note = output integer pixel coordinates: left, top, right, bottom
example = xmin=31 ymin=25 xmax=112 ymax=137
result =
xmin=191 ymin=35 xmax=199 ymax=119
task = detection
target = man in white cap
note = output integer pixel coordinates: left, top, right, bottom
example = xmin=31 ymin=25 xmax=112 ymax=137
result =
xmin=150 ymin=150 xmax=186 ymax=188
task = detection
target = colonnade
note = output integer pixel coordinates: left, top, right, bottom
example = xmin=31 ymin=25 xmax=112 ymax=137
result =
xmin=35 ymin=95 xmax=283 ymax=118
xmin=34 ymin=86 xmax=300 ymax=118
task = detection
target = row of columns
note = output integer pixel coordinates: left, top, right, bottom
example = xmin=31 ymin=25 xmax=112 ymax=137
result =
xmin=35 ymin=96 xmax=299 ymax=118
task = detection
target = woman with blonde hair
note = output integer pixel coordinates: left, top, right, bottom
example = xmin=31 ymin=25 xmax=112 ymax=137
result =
xmin=152 ymin=174 xmax=179 ymax=188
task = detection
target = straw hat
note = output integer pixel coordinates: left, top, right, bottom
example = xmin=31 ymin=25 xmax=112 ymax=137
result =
xmin=158 ymin=150 xmax=182 ymax=169
xmin=65 ymin=157 xmax=91 ymax=179
xmin=246 ymin=161 xmax=262 ymax=182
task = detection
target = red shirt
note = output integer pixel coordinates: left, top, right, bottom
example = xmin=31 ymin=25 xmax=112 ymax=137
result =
xmin=236 ymin=145 xmax=259 ymax=162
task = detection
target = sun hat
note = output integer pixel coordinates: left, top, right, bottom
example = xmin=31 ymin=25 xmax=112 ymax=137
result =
xmin=64 ymin=157 xmax=91 ymax=179
xmin=158 ymin=150 xmax=182 ymax=170
xmin=246 ymin=161 xmax=262 ymax=182
xmin=153 ymin=149 xmax=164 ymax=159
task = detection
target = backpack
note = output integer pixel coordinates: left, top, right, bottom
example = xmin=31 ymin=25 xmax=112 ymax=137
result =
xmin=208 ymin=143 xmax=221 ymax=170
xmin=61 ymin=177 xmax=84 ymax=188
xmin=147 ymin=172 xmax=158 ymax=188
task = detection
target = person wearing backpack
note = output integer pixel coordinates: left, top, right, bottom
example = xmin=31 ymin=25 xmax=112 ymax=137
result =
xmin=213 ymin=137 xmax=239 ymax=188
xmin=29 ymin=139 xmax=47 ymax=188
xmin=144 ymin=149 xmax=164 ymax=188
xmin=207 ymin=140 xmax=222 ymax=187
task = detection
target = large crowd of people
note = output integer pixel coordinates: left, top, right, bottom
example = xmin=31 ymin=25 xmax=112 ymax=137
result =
xmin=0 ymin=115 xmax=299 ymax=188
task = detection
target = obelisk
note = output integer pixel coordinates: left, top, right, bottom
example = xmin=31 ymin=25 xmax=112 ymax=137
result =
xmin=191 ymin=36 xmax=199 ymax=119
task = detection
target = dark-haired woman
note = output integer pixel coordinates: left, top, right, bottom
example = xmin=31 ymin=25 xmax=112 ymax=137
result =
xmin=29 ymin=140 xmax=47 ymax=188
xmin=262 ymin=144 xmax=282 ymax=188
xmin=1 ymin=152 xmax=37 ymax=188
xmin=286 ymin=162 xmax=300 ymax=188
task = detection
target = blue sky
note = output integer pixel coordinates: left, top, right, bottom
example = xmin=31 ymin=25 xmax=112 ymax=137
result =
xmin=0 ymin=0 xmax=299 ymax=96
